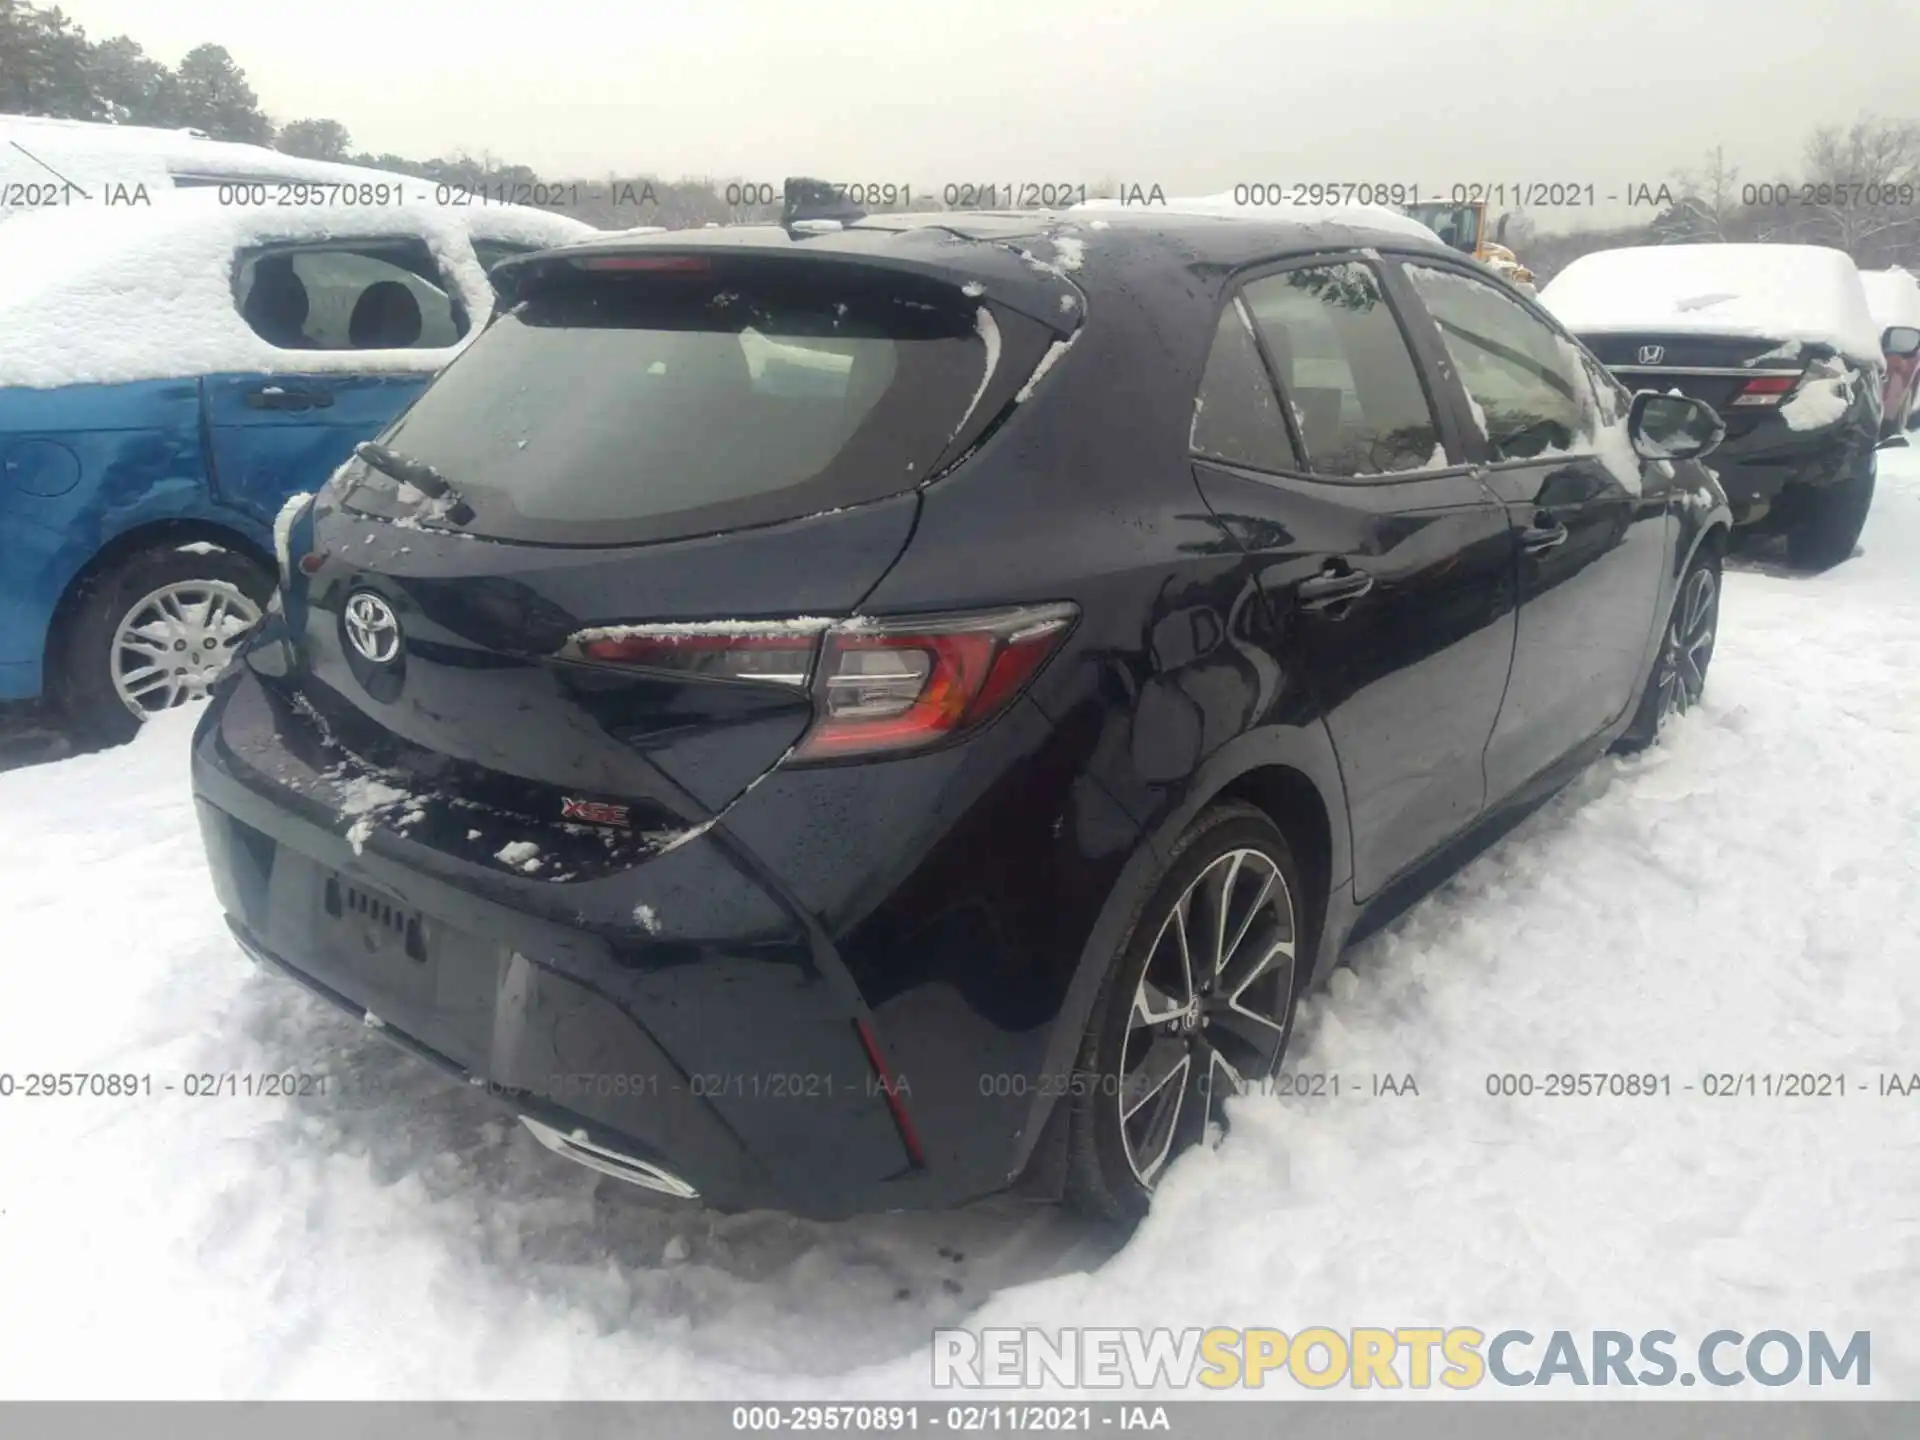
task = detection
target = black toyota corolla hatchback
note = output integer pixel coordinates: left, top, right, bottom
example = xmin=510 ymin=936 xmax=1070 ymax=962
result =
xmin=192 ymin=206 xmax=1732 ymax=1220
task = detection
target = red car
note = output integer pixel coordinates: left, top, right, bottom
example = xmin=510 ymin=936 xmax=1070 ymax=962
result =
xmin=1859 ymin=268 xmax=1920 ymax=437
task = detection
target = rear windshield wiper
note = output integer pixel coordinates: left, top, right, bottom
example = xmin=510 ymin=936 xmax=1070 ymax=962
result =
xmin=353 ymin=442 xmax=474 ymax=525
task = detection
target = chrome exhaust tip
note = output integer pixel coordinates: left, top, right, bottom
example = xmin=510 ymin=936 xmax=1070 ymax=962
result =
xmin=519 ymin=1115 xmax=700 ymax=1200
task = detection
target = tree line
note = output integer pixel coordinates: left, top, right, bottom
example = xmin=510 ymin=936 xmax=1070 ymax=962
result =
xmin=4 ymin=1 xmax=1918 ymax=273
xmin=1513 ymin=132 xmax=1920 ymax=279
xmin=0 ymin=1 xmax=793 ymax=225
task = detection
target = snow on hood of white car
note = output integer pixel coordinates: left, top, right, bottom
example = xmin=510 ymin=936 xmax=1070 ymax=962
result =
xmin=1073 ymin=192 xmax=1446 ymax=245
xmin=0 ymin=192 xmax=595 ymax=390
xmin=1538 ymin=243 xmax=1885 ymax=371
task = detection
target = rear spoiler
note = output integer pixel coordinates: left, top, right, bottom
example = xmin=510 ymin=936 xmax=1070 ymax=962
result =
xmin=781 ymin=176 xmax=866 ymax=232
xmin=487 ymin=230 xmax=1086 ymax=337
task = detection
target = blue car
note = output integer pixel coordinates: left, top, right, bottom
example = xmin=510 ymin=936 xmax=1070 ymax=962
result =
xmin=0 ymin=192 xmax=593 ymax=741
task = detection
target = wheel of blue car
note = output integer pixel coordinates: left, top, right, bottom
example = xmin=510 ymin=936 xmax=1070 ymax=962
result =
xmin=1065 ymin=802 xmax=1304 ymax=1222
xmin=55 ymin=543 xmax=272 ymax=748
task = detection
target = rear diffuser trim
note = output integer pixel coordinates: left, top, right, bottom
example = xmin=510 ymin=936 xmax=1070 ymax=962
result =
xmin=519 ymin=1115 xmax=702 ymax=1200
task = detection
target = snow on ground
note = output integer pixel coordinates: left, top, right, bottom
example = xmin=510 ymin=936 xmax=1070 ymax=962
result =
xmin=1 ymin=455 xmax=1918 ymax=1399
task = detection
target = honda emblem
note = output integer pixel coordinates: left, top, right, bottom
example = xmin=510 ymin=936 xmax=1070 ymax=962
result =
xmin=1636 ymin=344 xmax=1666 ymax=365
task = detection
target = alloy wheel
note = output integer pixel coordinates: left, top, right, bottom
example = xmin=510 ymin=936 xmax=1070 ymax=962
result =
xmin=1118 ymin=847 xmax=1296 ymax=1186
xmin=110 ymin=581 xmax=262 ymax=718
xmin=1655 ymin=565 xmax=1717 ymax=722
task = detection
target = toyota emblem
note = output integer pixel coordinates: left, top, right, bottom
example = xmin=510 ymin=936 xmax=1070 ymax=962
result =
xmin=344 ymin=590 xmax=402 ymax=664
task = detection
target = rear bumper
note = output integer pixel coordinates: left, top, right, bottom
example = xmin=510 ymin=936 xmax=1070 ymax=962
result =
xmin=1702 ymin=417 xmax=1875 ymax=519
xmin=190 ymin=665 xmax=1125 ymax=1217
xmin=222 ymin=912 xmax=709 ymax=1204
xmin=195 ymin=773 xmax=903 ymax=1217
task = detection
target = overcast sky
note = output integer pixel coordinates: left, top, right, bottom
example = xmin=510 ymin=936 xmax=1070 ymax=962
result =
xmin=58 ymin=0 xmax=1920 ymax=228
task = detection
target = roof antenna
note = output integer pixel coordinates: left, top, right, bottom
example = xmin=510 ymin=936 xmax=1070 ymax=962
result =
xmin=782 ymin=176 xmax=866 ymax=234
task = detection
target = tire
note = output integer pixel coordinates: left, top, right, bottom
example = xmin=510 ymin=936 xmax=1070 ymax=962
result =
xmin=1783 ymin=455 xmax=1875 ymax=572
xmin=54 ymin=543 xmax=272 ymax=748
xmin=1064 ymin=802 xmax=1305 ymax=1222
xmin=1615 ymin=545 xmax=1720 ymax=754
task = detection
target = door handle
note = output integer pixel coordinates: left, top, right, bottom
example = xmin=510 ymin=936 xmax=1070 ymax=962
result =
xmin=1297 ymin=566 xmax=1375 ymax=611
xmin=245 ymin=386 xmax=334 ymax=411
xmin=1521 ymin=519 xmax=1569 ymax=554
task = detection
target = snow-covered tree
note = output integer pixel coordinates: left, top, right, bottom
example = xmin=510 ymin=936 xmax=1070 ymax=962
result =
xmin=167 ymin=43 xmax=272 ymax=143
xmin=276 ymin=118 xmax=352 ymax=161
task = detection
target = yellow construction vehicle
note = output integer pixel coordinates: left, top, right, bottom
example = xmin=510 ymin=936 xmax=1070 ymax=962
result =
xmin=1403 ymin=201 xmax=1536 ymax=292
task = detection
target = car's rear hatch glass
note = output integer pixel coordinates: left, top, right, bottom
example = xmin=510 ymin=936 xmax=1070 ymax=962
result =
xmin=341 ymin=258 xmax=1027 ymax=546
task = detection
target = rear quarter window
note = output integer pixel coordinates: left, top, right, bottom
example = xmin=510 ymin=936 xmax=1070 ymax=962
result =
xmin=1190 ymin=299 xmax=1300 ymax=472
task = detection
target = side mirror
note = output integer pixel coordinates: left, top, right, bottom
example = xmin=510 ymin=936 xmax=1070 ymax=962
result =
xmin=1628 ymin=391 xmax=1726 ymax=462
xmin=1496 ymin=212 xmax=1510 ymax=243
xmin=1884 ymin=325 xmax=1920 ymax=359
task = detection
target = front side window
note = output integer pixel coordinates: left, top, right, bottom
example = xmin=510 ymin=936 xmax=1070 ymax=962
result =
xmin=1579 ymin=348 xmax=1632 ymax=430
xmin=1403 ymin=263 xmax=1595 ymax=462
xmin=1239 ymin=262 xmax=1443 ymax=478
xmin=233 ymin=239 xmax=467 ymax=352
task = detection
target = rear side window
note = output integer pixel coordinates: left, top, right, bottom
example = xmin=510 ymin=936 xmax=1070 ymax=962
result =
xmin=345 ymin=264 xmax=1020 ymax=545
xmin=1240 ymin=263 xmax=1443 ymax=477
xmin=1190 ymin=300 xmax=1300 ymax=472
xmin=234 ymin=239 xmax=466 ymax=352
xmin=1403 ymin=263 xmax=1594 ymax=461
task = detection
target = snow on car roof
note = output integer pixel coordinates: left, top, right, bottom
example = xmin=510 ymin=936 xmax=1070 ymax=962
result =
xmin=0 ymin=191 xmax=595 ymax=390
xmin=0 ymin=113 xmax=431 ymax=218
xmin=1538 ymin=243 xmax=1884 ymax=368
xmin=1074 ymin=191 xmax=1446 ymax=244
xmin=1858 ymin=268 xmax=1920 ymax=332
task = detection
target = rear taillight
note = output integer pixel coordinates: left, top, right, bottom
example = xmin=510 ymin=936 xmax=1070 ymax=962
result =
xmin=795 ymin=604 xmax=1076 ymax=761
xmin=1728 ymin=373 xmax=1802 ymax=407
xmin=564 ymin=603 xmax=1076 ymax=761
xmin=574 ymin=628 xmax=821 ymax=687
